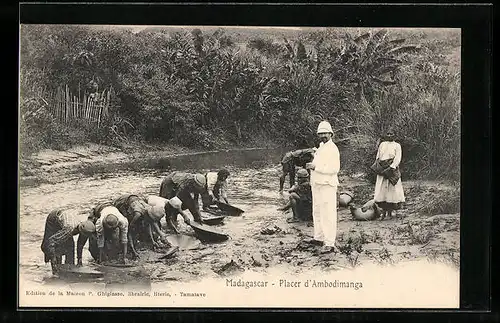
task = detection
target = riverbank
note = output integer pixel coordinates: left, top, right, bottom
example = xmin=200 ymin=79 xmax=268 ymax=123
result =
xmin=19 ymin=164 xmax=460 ymax=297
xmin=18 ymin=141 xmax=286 ymax=188
xmin=18 ymin=142 xmax=460 ymax=308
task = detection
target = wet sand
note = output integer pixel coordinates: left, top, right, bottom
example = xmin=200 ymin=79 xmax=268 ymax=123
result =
xmin=19 ymin=164 xmax=460 ymax=289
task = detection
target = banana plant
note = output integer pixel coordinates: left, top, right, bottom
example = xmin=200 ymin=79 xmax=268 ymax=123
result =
xmin=282 ymin=37 xmax=321 ymax=72
xmin=325 ymin=29 xmax=422 ymax=102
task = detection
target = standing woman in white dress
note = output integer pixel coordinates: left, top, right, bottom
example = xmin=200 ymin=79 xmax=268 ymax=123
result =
xmin=373 ymin=129 xmax=405 ymax=220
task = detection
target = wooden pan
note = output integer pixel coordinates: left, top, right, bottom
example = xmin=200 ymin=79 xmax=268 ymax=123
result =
xmin=100 ymin=261 xmax=138 ymax=268
xmin=201 ymin=214 xmax=225 ymax=225
xmin=214 ymin=201 xmax=245 ymax=216
xmin=58 ymin=264 xmax=104 ymax=278
xmin=188 ymin=221 xmax=230 ymax=242
xmin=165 ymin=234 xmax=201 ymax=250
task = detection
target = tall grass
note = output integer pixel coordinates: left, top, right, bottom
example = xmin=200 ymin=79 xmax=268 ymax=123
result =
xmin=347 ymin=59 xmax=460 ymax=180
xmin=19 ymin=26 xmax=461 ymax=181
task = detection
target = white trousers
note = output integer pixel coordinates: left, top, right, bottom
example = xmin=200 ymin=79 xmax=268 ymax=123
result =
xmin=311 ymin=183 xmax=338 ymax=247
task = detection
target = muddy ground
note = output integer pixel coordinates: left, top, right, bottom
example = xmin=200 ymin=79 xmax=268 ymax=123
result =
xmin=19 ymin=144 xmax=460 ymax=288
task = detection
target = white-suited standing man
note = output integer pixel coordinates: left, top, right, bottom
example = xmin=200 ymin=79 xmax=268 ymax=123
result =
xmin=305 ymin=120 xmax=341 ymax=254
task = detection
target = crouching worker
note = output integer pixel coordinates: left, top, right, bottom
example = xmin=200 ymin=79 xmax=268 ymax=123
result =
xmin=89 ymin=202 xmax=129 ymax=264
xmin=203 ymin=168 xmax=230 ymax=210
xmin=279 ymin=148 xmax=315 ymax=192
xmin=41 ymin=208 xmax=96 ymax=275
xmin=277 ymin=168 xmax=312 ymax=223
xmin=113 ymin=194 xmax=172 ymax=258
xmin=145 ymin=195 xmax=192 ymax=248
xmin=159 ymin=172 xmax=208 ymax=225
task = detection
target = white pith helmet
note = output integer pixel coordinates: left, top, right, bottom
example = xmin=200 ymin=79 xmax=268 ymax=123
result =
xmin=317 ymin=121 xmax=333 ymax=134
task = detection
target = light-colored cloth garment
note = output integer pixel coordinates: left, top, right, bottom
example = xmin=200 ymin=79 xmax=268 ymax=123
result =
xmin=95 ymin=206 xmax=128 ymax=248
xmin=312 ymin=184 xmax=338 ymax=246
xmin=374 ymin=141 xmax=405 ymax=203
xmin=41 ymin=209 xmax=87 ymax=262
xmin=310 ymin=139 xmax=341 ymax=247
xmin=310 ymin=140 xmax=340 ymax=186
xmin=146 ymin=195 xmax=185 ymax=223
xmin=146 ymin=195 xmax=168 ymax=208
xmin=206 ymin=172 xmax=228 ymax=200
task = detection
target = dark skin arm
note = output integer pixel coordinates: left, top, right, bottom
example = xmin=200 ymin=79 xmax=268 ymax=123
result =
xmin=145 ymin=216 xmax=168 ymax=248
xmin=46 ymin=231 xmax=67 ymax=274
xmin=176 ymin=209 xmax=192 ymax=225
xmin=118 ymin=224 xmax=128 ymax=264
xmin=98 ymin=248 xmax=105 ymax=264
xmin=151 ymin=221 xmax=171 ymax=247
xmin=166 ymin=214 xmax=180 ymax=234
xmin=127 ymin=212 xmax=142 ymax=259
xmin=214 ymin=179 xmax=229 ymax=204
xmin=167 ymin=204 xmax=192 ymax=225
xmin=64 ymin=238 xmax=75 ymax=266
xmin=121 ymin=242 xmax=128 ymax=264
xmin=178 ymin=191 xmax=203 ymax=224
xmin=51 ymin=255 xmax=61 ymax=275
xmin=289 ymin=166 xmax=296 ymax=190
xmin=191 ymin=192 xmax=203 ymax=223
xmin=279 ymin=165 xmax=287 ymax=192
xmin=163 ymin=204 xmax=180 ymax=234
xmin=76 ymin=233 xmax=88 ymax=266
xmin=151 ymin=221 xmax=166 ymax=239
xmin=127 ymin=233 xmax=138 ymax=259
xmin=146 ymin=222 xmax=159 ymax=248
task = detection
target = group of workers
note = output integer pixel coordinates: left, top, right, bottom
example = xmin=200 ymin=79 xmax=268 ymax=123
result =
xmin=40 ymin=120 xmax=406 ymax=273
xmin=276 ymin=121 xmax=405 ymax=254
xmin=41 ymin=169 xmax=231 ymax=275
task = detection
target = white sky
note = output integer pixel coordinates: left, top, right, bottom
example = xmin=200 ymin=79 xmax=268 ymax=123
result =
xmin=93 ymin=25 xmax=306 ymax=33
xmin=88 ymin=25 xmax=460 ymax=34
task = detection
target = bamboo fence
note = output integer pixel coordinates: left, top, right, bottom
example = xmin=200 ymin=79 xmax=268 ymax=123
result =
xmin=50 ymin=84 xmax=111 ymax=128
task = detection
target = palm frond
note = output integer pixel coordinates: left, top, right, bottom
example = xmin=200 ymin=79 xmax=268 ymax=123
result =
xmin=387 ymin=38 xmax=406 ymax=46
xmin=354 ymin=32 xmax=371 ymax=44
xmin=386 ymin=45 xmax=422 ymax=56
xmin=365 ymin=29 xmax=388 ymax=58
xmin=283 ymin=37 xmax=294 ymax=57
xmin=371 ymin=76 xmax=397 ymax=86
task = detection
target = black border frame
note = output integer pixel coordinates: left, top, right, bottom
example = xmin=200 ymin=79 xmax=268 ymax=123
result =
xmin=3 ymin=2 xmax=493 ymax=322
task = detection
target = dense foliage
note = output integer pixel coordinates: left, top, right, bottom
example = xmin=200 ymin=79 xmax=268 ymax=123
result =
xmin=19 ymin=25 xmax=460 ymax=180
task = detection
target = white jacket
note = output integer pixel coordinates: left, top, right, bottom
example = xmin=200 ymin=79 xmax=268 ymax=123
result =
xmin=310 ymin=139 xmax=340 ymax=187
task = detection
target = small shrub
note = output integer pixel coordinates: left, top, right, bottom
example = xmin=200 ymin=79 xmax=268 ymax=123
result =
xmin=371 ymin=230 xmax=381 ymax=242
xmin=377 ymin=247 xmax=394 ymax=265
xmin=420 ymin=187 xmax=460 ymax=215
xmin=410 ymin=229 xmax=435 ymax=245
xmin=347 ymin=251 xmax=360 ymax=268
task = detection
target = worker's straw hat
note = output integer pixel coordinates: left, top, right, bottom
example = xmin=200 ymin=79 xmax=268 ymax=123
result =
xmin=297 ymin=168 xmax=309 ymax=178
xmin=78 ymin=220 xmax=96 ymax=235
xmin=194 ymin=174 xmax=206 ymax=187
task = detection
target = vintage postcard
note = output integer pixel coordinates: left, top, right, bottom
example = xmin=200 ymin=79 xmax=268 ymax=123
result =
xmin=18 ymin=24 xmax=460 ymax=308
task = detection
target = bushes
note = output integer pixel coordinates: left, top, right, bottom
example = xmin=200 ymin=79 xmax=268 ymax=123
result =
xmin=19 ymin=26 xmax=461 ymax=181
xmin=372 ymin=60 xmax=460 ymax=180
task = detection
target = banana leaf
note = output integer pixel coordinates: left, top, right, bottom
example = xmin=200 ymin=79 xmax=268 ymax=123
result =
xmin=386 ymin=45 xmax=422 ymax=56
